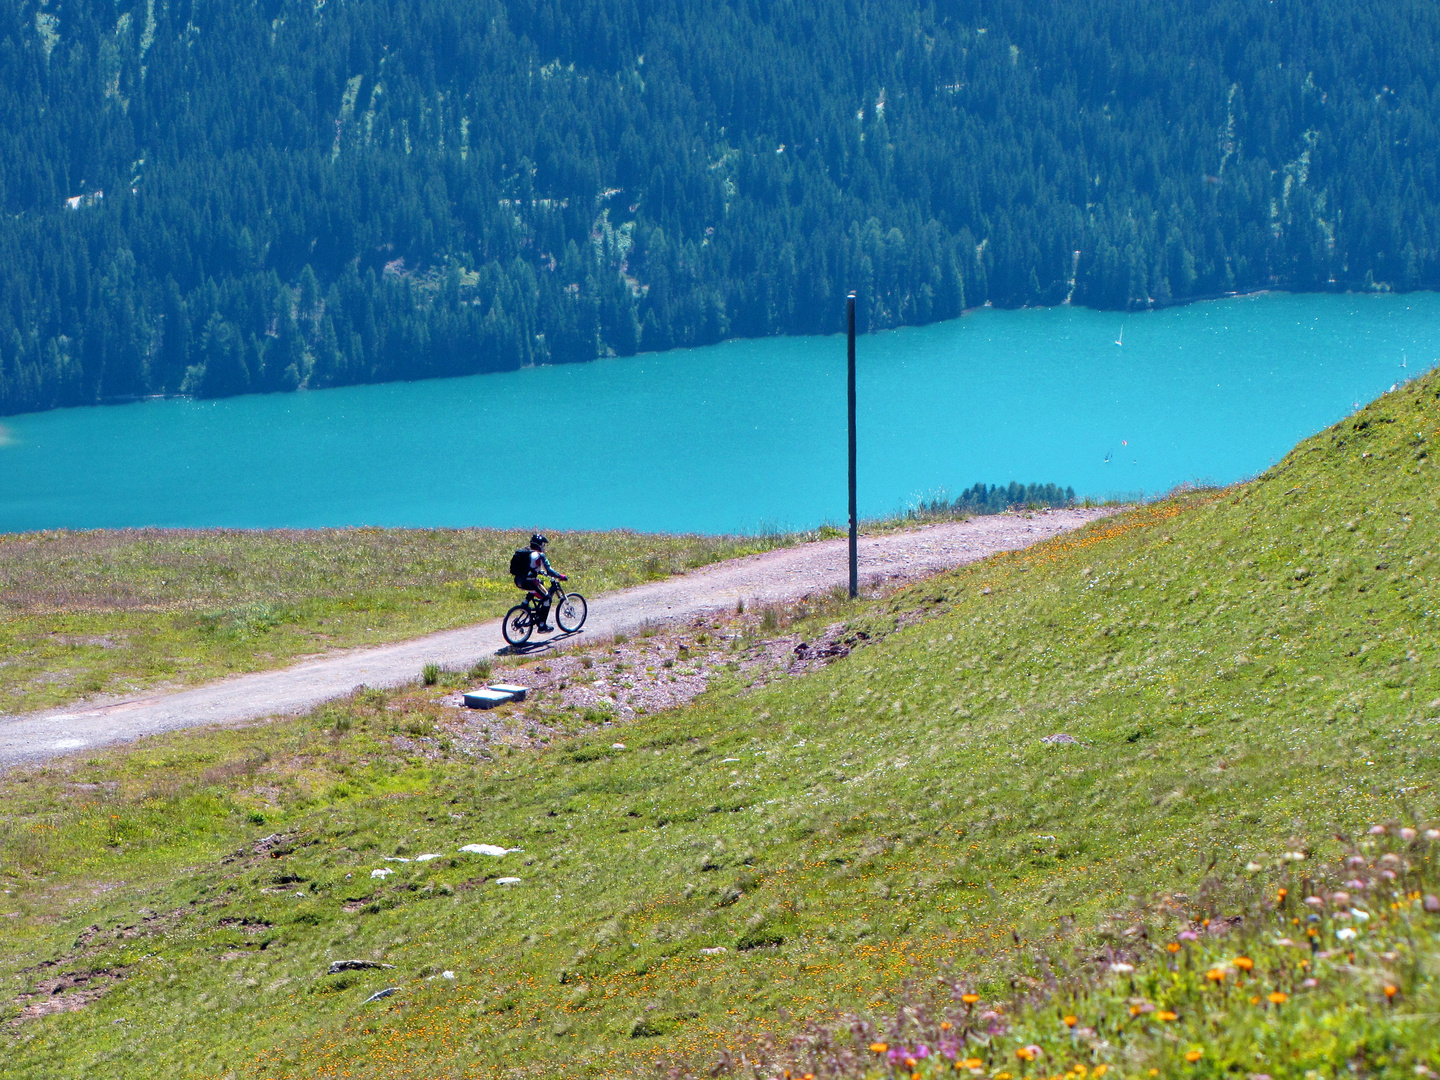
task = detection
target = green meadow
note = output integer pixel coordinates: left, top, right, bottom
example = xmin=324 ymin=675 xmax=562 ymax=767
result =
xmin=3 ymin=372 xmax=1440 ymax=1079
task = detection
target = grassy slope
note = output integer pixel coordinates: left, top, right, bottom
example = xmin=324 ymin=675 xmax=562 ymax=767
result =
xmin=0 ymin=527 xmax=790 ymax=716
xmin=3 ymin=374 xmax=1440 ymax=1078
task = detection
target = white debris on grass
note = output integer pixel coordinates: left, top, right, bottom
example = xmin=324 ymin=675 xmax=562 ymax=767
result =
xmin=612 ymin=742 xmax=626 ymax=749
xmin=414 ymin=853 xmax=442 ymax=862
xmin=495 ymin=877 xmax=521 ymax=885
xmin=371 ymin=868 xmax=394 ymax=879
xmin=460 ymin=844 xmax=521 ymax=856
xmin=699 ymin=946 xmax=728 ymax=955
xmin=383 ymin=856 xmax=411 ymax=862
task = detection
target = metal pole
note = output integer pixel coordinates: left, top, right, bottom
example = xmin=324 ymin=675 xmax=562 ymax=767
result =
xmin=847 ymin=292 xmax=858 ymax=599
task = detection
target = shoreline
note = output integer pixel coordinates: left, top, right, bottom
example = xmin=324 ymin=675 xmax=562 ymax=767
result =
xmin=0 ymin=284 xmax=1434 ymax=422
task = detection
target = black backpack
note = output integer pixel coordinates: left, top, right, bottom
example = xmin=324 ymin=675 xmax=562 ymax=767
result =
xmin=508 ymin=549 xmax=532 ymax=578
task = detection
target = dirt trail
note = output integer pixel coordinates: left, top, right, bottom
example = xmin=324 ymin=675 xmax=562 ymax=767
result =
xmin=0 ymin=509 xmax=1112 ymax=771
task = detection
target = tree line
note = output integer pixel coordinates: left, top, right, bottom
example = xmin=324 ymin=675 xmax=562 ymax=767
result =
xmin=2 ymin=0 xmax=1439 ymax=415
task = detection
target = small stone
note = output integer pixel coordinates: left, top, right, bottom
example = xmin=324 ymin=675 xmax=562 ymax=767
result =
xmin=363 ymin=987 xmax=400 ymax=1003
xmin=612 ymin=743 xmax=626 ymax=749
xmin=414 ymin=853 xmax=442 ymax=862
xmin=459 ymin=844 xmax=521 ymax=856
xmin=495 ymin=877 xmax=521 ymax=885
xmin=699 ymin=947 xmax=728 ymax=955
xmin=1041 ymin=733 xmax=1081 ymax=746
xmin=1423 ymin=894 xmax=1440 ymax=913
xmin=370 ymin=868 xmax=393 ymax=879
xmin=328 ymin=960 xmax=395 ymax=975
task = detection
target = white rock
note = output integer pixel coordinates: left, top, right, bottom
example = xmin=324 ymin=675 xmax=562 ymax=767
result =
xmin=383 ymin=856 xmax=412 ymax=862
xmin=495 ymin=877 xmax=521 ymax=885
xmin=460 ymin=844 xmax=521 ymax=856
xmin=699 ymin=947 xmax=728 ymax=955
xmin=441 ymin=970 xmax=456 ymax=979
xmin=370 ymin=868 xmax=394 ymax=879
xmin=612 ymin=742 xmax=626 ymax=749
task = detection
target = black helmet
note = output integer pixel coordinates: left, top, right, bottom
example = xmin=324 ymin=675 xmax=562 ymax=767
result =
xmin=529 ymin=534 xmax=548 ymax=549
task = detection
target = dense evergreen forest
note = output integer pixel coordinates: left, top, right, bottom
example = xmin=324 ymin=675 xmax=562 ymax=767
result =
xmin=2 ymin=0 xmax=1439 ymax=415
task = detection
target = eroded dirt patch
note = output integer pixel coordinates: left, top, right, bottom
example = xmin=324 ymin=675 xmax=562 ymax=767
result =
xmin=14 ymin=965 xmax=127 ymax=1022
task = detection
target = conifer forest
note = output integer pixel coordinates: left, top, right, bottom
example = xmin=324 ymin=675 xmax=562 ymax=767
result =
xmin=2 ymin=0 xmax=1438 ymax=415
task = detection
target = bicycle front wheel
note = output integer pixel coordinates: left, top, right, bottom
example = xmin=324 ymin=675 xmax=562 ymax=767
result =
xmin=556 ymin=592 xmax=588 ymax=633
xmin=502 ymin=605 xmax=534 ymax=647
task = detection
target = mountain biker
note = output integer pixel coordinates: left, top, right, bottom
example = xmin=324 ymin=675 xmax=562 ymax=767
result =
xmin=512 ymin=534 xmax=566 ymax=632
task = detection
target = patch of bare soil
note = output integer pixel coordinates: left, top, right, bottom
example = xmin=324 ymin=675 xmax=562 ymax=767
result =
xmin=13 ymin=966 xmax=127 ymax=1022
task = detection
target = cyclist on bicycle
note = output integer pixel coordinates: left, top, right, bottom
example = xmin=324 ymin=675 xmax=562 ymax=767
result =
xmin=512 ymin=534 xmax=566 ymax=632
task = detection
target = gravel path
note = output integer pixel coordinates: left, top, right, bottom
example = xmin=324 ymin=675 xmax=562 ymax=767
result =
xmin=0 ymin=509 xmax=1112 ymax=771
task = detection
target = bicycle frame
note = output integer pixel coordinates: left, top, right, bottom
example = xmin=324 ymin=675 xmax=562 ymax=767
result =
xmin=523 ymin=576 xmax=564 ymax=611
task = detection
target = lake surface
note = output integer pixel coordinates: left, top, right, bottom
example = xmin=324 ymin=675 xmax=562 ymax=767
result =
xmin=1 ymin=292 xmax=1436 ymax=535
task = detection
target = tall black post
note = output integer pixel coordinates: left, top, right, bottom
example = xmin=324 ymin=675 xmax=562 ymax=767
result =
xmin=847 ymin=292 xmax=858 ymax=599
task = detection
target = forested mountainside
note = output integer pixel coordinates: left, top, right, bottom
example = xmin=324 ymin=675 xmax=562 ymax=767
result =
xmin=2 ymin=0 xmax=1439 ymax=416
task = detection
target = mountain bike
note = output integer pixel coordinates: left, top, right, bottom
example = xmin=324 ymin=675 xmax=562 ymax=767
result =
xmin=502 ymin=576 xmax=588 ymax=647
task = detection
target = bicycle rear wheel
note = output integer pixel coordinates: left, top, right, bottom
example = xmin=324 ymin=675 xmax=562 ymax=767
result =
xmin=502 ymin=605 xmax=534 ymax=647
xmin=556 ymin=592 xmax=588 ymax=633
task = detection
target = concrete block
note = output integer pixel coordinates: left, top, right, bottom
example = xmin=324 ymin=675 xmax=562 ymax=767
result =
xmin=463 ymin=689 xmax=513 ymax=710
xmin=488 ymin=683 xmax=529 ymax=702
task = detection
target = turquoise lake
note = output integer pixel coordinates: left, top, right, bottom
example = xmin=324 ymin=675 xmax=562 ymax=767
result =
xmin=1 ymin=292 xmax=1436 ymax=535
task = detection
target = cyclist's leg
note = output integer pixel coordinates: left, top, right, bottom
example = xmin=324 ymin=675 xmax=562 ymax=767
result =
xmin=535 ymin=584 xmax=554 ymax=631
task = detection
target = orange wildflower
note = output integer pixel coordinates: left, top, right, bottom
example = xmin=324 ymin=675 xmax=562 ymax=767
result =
xmin=1166 ymin=942 xmax=1181 ymax=953
xmin=1234 ymin=956 xmax=1254 ymax=971
xmin=1157 ymin=1010 xmax=1178 ymax=1021
xmin=1268 ymin=992 xmax=1288 ymax=1004
xmin=1063 ymin=1015 xmax=1078 ymax=1027
xmin=1205 ymin=969 xmax=1226 ymax=982
xmin=870 ymin=1042 xmax=888 ymax=1054
xmin=962 ymin=993 xmax=980 ymax=1005
xmin=1185 ymin=1050 xmax=1203 ymax=1063
xmin=1385 ymin=985 xmax=1398 ymax=999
